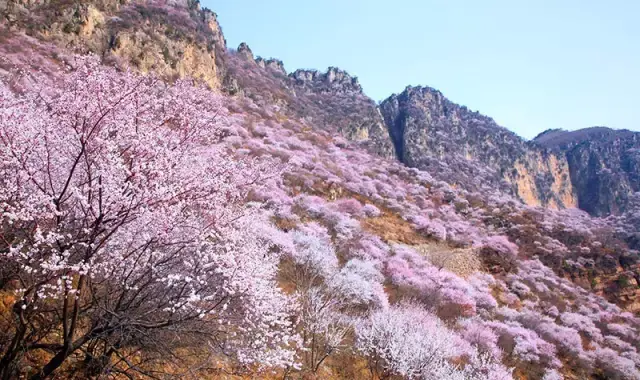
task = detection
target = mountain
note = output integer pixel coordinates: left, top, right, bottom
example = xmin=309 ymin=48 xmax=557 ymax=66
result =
xmin=1 ymin=1 xmax=640 ymax=379
xmin=533 ymin=127 xmax=640 ymax=216
xmin=2 ymin=0 xmax=637 ymax=218
xmin=227 ymin=45 xmax=640 ymax=219
xmin=223 ymin=43 xmax=396 ymax=157
xmin=230 ymin=46 xmax=640 ymax=219
xmin=379 ymin=86 xmax=577 ymax=210
xmin=379 ymin=87 xmax=640 ymax=218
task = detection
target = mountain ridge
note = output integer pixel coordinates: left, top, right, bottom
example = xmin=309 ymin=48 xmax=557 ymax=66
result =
xmin=2 ymin=0 xmax=638 ymax=217
xmin=224 ymin=39 xmax=639 ymax=217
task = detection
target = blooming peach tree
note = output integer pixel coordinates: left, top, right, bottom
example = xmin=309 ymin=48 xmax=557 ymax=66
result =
xmin=0 ymin=58 xmax=297 ymax=378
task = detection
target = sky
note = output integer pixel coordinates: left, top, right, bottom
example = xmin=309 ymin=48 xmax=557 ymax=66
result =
xmin=206 ymin=1 xmax=640 ymax=139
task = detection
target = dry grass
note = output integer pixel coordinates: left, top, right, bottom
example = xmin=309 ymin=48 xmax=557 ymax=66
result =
xmin=415 ymin=243 xmax=482 ymax=278
xmin=361 ymin=212 xmax=430 ymax=245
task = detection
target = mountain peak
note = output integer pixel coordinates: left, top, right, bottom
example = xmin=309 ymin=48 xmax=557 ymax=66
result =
xmin=289 ymin=67 xmax=362 ymax=94
xmin=237 ymin=42 xmax=254 ymax=60
xmin=255 ymin=57 xmax=286 ymax=75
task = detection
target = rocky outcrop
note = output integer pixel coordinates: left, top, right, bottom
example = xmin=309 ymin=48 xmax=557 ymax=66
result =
xmin=509 ymin=151 xmax=577 ymax=209
xmin=379 ymin=86 xmax=577 ymax=209
xmin=284 ymin=67 xmax=393 ymax=156
xmin=236 ymin=41 xmax=254 ymax=61
xmin=224 ymin=46 xmax=396 ymax=158
xmin=533 ymin=127 xmax=640 ymax=216
xmin=1 ymin=0 xmax=227 ymax=89
xmin=255 ymin=57 xmax=286 ymax=75
xmin=289 ymin=67 xmax=363 ymax=94
xmin=379 ymin=86 xmax=640 ymax=217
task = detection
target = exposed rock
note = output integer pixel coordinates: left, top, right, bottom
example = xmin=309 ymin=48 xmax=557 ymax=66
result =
xmin=200 ymin=8 xmax=226 ymax=50
xmin=1 ymin=0 xmax=228 ymax=89
xmin=290 ymin=66 xmax=362 ymax=94
xmin=265 ymin=58 xmax=285 ymax=75
xmin=237 ymin=42 xmax=253 ymax=61
xmin=224 ymin=52 xmax=396 ymax=158
xmin=255 ymin=57 xmax=286 ymax=75
xmin=533 ymin=127 xmax=640 ymax=216
xmin=379 ymin=85 xmax=577 ymax=209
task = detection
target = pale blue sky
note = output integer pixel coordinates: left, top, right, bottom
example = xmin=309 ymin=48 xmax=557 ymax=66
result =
xmin=207 ymin=1 xmax=639 ymax=139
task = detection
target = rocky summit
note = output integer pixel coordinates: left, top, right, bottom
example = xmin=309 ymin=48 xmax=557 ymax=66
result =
xmin=1 ymin=1 xmax=640 ymax=380
xmin=379 ymin=86 xmax=577 ymax=210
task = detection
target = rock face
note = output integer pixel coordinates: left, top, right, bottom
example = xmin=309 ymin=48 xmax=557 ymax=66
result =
xmin=379 ymin=86 xmax=577 ymax=209
xmin=224 ymin=44 xmax=396 ymax=158
xmin=290 ymin=67 xmax=363 ymax=94
xmin=533 ymin=127 xmax=640 ymax=216
xmin=255 ymin=57 xmax=286 ymax=75
xmin=236 ymin=42 xmax=254 ymax=60
xmin=285 ymin=66 xmax=394 ymax=157
xmin=1 ymin=0 xmax=227 ymax=89
xmin=379 ymin=87 xmax=640 ymax=217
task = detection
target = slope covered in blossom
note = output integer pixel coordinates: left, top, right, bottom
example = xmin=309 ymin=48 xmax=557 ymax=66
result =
xmin=0 ymin=1 xmax=639 ymax=379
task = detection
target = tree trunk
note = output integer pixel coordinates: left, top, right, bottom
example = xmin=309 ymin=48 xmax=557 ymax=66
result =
xmin=30 ymin=348 xmax=71 ymax=380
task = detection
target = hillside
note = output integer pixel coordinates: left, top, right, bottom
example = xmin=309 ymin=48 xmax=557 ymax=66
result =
xmin=1 ymin=1 xmax=640 ymax=379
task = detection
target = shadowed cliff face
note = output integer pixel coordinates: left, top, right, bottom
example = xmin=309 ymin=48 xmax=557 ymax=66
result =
xmin=534 ymin=127 xmax=640 ymax=216
xmin=378 ymin=84 xmax=640 ymax=217
xmin=379 ymin=86 xmax=577 ymax=210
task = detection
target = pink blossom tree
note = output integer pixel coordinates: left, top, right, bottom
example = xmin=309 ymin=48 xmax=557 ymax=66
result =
xmin=479 ymin=235 xmax=519 ymax=273
xmin=354 ymin=303 xmax=511 ymax=380
xmin=0 ymin=58 xmax=297 ymax=378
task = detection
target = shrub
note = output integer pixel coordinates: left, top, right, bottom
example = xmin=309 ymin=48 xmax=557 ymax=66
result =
xmin=329 ymin=258 xmax=388 ymax=310
xmin=486 ymin=321 xmax=561 ymax=368
xmin=362 ymin=203 xmax=382 ymax=217
xmin=559 ymin=312 xmax=604 ymax=343
xmin=479 ymin=235 xmax=519 ymax=273
xmin=459 ymin=319 xmax=503 ymax=360
xmin=355 ymin=304 xmax=504 ymax=379
xmin=330 ymin=198 xmax=364 ymax=216
xmin=594 ymin=347 xmax=640 ymax=380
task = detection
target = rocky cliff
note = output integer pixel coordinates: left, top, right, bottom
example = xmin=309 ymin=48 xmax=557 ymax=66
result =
xmin=378 ymin=87 xmax=640 ymax=217
xmin=379 ymin=86 xmax=577 ymax=209
xmin=1 ymin=0 xmax=227 ymax=88
xmin=533 ymin=127 xmax=640 ymax=216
